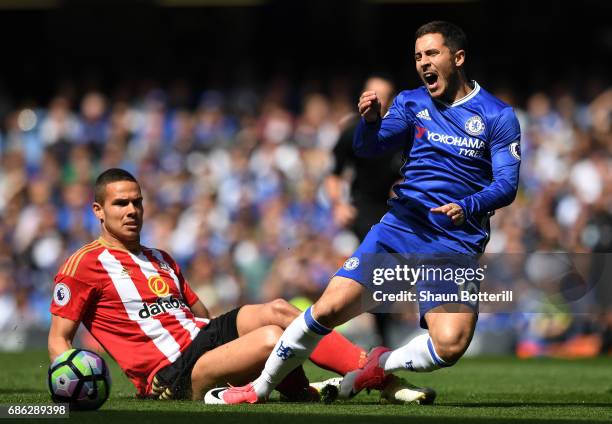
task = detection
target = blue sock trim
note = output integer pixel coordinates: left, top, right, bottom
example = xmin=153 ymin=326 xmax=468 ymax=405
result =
xmin=304 ymin=307 xmax=331 ymax=335
xmin=427 ymin=338 xmax=453 ymax=367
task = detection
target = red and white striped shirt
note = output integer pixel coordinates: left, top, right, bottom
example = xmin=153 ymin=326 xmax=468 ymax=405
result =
xmin=50 ymin=238 xmax=208 ymax=395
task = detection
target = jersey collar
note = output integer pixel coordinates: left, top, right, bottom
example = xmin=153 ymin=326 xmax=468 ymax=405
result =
xmin=98 ymin=236 xmax=142 ymax=254
xmin=433 ymin=81 xmax=480 ymax=108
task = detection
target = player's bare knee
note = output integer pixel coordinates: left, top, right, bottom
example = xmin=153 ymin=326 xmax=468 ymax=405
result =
xmin=273 ymin=298 xmax=300 ymax=319
xmin=261 ymin=325 xmax=284 ymax=352
xmin=265 ymin=298 xmax=299 ymax=327
xmin=431 ymin=328 xmax=470 ymax=363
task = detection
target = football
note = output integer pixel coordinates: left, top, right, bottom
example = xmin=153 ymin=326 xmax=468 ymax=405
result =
xmin=48 ymin=348 xmax=111 ymax=410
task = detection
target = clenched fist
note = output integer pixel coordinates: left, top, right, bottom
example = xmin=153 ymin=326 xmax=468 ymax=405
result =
xmin=358 ymin=90 xmax=382 ymax=123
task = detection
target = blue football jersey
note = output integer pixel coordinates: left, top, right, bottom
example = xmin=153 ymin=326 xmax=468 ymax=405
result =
xmin=354 ymin=82 xmax=521 ymax=253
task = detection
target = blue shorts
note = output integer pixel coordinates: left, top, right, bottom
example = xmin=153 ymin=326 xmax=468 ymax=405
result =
xmin=335 ymin=220 xmax=479 ymax=328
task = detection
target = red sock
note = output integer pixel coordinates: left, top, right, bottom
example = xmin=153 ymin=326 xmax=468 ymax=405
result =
xmin=275 ymin=365 xmax=310 ymax=397
xmin=309 ymin=331 xmax=366 ymax=375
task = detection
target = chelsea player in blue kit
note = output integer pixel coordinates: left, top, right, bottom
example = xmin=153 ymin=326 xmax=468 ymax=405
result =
xmin=206 ymin=21 xmax=521 ymax=405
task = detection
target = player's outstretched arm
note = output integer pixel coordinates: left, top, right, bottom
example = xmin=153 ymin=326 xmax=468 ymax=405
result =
xmin=48 ymin=314 xmax=79 ymax=362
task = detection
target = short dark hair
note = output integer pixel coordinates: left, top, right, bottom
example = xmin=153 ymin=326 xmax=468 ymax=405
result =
xmin=94 ymin=168 xmax=138 ymax=204
xmin=415 ymin=21 xmax=467 ymax=54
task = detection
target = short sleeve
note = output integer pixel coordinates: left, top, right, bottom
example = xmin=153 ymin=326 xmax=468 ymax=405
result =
xmin=181 ymin=280 xmax=200 ymax=307
xmin=50 ymin=274 xmax=100 ymax=322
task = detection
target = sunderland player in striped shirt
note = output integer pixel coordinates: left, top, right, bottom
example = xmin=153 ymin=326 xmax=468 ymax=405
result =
xmin=48 ymin=168 xmax=380 ymax=401
xmin=207 ymin=21 xmax=521 ymax=404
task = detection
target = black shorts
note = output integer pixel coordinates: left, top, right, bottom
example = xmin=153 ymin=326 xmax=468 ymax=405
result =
xmin=154 ymin=307 xmax=241 ymax=399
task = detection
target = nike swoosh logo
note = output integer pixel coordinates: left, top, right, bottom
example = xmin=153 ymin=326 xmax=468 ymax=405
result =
xmin=210 ymin=388 xmax=226 ymax=401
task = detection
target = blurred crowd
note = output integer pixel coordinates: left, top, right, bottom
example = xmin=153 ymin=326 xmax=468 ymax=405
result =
xmin=0 ymin=76 xmax=610 ymax=355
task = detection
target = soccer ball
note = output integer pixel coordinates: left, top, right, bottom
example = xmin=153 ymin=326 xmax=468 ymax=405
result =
xmin=48 ymin=348 xmax=111 ymax=410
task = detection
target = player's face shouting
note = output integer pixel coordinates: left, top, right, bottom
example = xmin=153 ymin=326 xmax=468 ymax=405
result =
xmin=94 ymin=180 xmax=144 ymax=246
xmin=414 ymin=33 xmax=464 ymax=100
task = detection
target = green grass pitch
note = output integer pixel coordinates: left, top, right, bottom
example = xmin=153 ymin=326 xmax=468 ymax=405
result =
xmin=1 ymin=350 xmax=611 ymax=424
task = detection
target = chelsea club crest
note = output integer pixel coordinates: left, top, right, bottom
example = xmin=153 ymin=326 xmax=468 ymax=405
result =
xmin=343 ymin=257 xmax=360 ymax=271
xmin=465 ymin=115 xmax=485 ymax=136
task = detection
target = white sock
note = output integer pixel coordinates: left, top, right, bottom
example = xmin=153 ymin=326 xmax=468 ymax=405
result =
xmin=251 ymin=307 xmax=331 ymax=399
xmin=379 ymin=333 xmax=453 ymax=373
